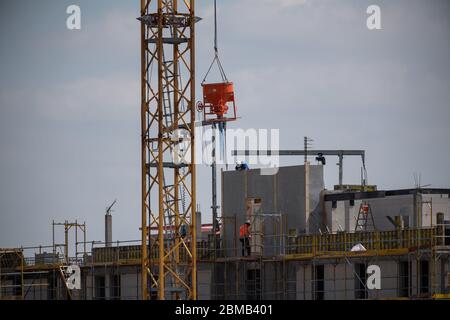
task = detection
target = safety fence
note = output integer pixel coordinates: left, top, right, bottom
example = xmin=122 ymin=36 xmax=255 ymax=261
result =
xmin=288 ymin=227 xmax=441 ymax=256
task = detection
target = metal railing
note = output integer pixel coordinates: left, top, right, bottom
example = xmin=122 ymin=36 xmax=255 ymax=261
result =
xmin=288 ymin=227 xmax=441 ymax=256
xmin=8 ymin=223 xmax=450 ymax=268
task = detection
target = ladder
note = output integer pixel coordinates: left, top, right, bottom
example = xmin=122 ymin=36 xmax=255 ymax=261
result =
xmin=355 ymin=202 xmax=376 ymax=232
xmin=162 ymin=57 xmax=174 ymax=129
xmin=160 ymin=48 xmax=184 ymax=240
xmin=159 ymin=34 xmax=188 ymax=298
xmin=245 ymin=261 xmax=262 ymax=300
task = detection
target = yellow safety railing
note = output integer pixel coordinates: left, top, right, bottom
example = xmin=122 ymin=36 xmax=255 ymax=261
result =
xmin=15 ymin=225 xmax=446 ymax=266
xmin=289 ymin=227 xmax=440 ymax=256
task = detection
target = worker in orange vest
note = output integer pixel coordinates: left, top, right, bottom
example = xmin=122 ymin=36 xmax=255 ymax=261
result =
xmin=239 ymin=219 xmax=251 ymax=256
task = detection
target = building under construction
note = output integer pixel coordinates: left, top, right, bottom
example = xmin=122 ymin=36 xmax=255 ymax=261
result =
xmin=1 ymin=164 xmax=450 ymax=300
xmin=1 ymin=1 xmax=450 ymax=301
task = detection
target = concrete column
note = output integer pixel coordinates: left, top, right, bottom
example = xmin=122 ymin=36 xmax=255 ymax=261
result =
xmin=105 ymin=214 xmax=112 ymax=247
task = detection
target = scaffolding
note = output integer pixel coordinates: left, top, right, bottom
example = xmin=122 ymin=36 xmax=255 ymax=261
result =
xmin=205 ymin=213 xmax=450 ymax=300
xmin=1 ymin=218 xmax=449 ymax=300
xmin=0 ymin=248 xmax=24 ymax=300
xmin=207 ymin=210 xmax=286 ymax=300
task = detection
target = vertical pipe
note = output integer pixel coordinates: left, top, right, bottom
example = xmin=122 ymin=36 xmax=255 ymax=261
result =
xmin=65 ymin=221 xmax=69 ymax=264
xmin=75 ymin=220 xmax=78 ymax=261
xmin=211 ymin=123 xmax=218 ymax=298
xmin=0 ymin=253 xmax=2 ymax=300
xmin=338 ymin=153 xmax=343 ymax=188
xmin=190 ymin=0 xmax=197 ymax=300
xmin=92 ymin=241 xmax=95 ymax=299
xmin=431 ymin=229 xmax=435 ymax=296
xmin=157 ymin=0 xmax=165 ymax=300
xmin=168 ymin=0 xmax=180 ymax=300
xmin=52 ymin=220 xmax=55 ymax=256
xmin=303 ymin=137 xmax=307 ymax=164
xmin=220 ymin=168 xmax=224 ymax=261
xmin=416 ymin=192 xmax=423 ymax=228
xmin=20 ymin=250 xmax=24 ymax=300
xmin=430 ymin=200 xmax=433 ymax=227
xmin=361 ymin=153 xmax=367 ymax=185
xmin=174 ymin=168 xmax=180 ymax=300
xmin=83 ymin=222 xmax=86 ymax=259
xmin=140 ymin=0 xmax=148 ymax=301
xmin=212 ymin=123 xmax=218 ymax=258
xmin=105 ymin=214 xmax=112 ymax=247
xmin=173 ymin=0 xmax=181 ymax=300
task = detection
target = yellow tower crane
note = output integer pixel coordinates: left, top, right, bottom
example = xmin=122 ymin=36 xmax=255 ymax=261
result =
xmin=138 ymin=0 xmax=200 ymax=300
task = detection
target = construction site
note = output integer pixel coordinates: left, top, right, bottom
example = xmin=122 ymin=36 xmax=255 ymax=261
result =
xmin=1 ymin=1 xmax=450 ymax=301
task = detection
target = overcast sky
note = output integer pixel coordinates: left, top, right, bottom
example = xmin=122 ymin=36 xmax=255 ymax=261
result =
xmin=1 ymin=0 xmax=449 ymax=249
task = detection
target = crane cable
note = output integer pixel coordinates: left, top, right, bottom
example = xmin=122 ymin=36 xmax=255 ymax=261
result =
xmin=201 ymin=1 xmax=229 ymax=168
xmin=202 ymin=0 xmax=228 ymax=84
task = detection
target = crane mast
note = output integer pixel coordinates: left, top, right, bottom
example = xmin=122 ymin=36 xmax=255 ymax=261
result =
xmin=139 ymin=0 xmax=198 ymax=300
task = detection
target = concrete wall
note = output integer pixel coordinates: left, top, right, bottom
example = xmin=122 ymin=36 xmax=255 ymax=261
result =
xmin=370 ymin=260 xmax=398 ymax=299
xmin=198 ymin=263 xmax=213 ymax=300
xmin=327 ymin=193 xmax=450 ymax=232
xmin=120 ymin=269 xmax=141 ymax=300
xmin=11 ymin=255 xmax=450 ymax=300
xmin=23 ymin=278 xmax=47 ymax=300
xmin=296 ymin=264 xmax=312 ymax=300
xmin=82 ymin=265 xmax=141 ymax=300
xmin=295 ymin=260 xmax=398 ymax=300
xmin=222 ymin=165 xmax=325 ymax=257
xmin=421 ymin=194 xmax=450 ymax=227
xmin=198 ymin=270 xmax=211 ymax=300
xmin=324 ymin=263 xmax=355 ymax=300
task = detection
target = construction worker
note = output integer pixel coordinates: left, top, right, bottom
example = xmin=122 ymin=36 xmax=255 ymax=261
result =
xmin=180 ymin=224 xmax=187 ymax=238
xmin=239 ymin=219 xmax=251 ymax=256
xmin=235 ymin=160 xmax=249 ymax=171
